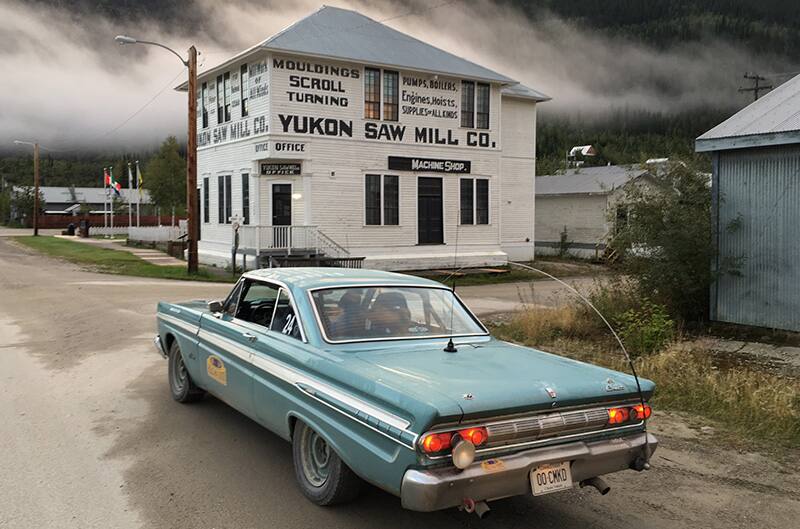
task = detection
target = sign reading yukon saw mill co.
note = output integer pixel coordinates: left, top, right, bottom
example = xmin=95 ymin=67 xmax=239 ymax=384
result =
xmin=388 ymin=156 xmax=471 ymax=173
xmin=260 ymin=162 xmax=302 ymax=176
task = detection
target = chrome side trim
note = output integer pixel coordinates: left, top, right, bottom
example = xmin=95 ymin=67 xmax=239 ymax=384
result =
xmin=197 ymin=325 xmax=416 ymax=447
xmin=157 ymin=313 xmax=199 ymax=335
xmin=249 ymin=352 xmax=411 ymax=431
xmin=305 ymin=283 xmax=489 ymax=345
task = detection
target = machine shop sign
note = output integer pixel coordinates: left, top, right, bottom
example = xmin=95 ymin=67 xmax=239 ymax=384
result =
xmin=388 ymin=156 xmax=471 ymax=174
xmin=261 ymin=162 xmax=302 ymax=176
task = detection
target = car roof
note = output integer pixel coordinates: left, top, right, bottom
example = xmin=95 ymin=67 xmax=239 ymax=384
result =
xmin=241 ymin=267 xmax=444 ymax=290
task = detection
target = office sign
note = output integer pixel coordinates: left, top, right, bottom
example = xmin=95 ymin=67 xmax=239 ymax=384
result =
xmin=260 ymin=162 xmax=302 ymax=176
xmin=387 ymin=156 xmax=471 ymax=174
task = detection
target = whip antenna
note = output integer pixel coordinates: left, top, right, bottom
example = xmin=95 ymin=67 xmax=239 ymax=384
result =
xmin=507 ymin=261 xmax=652 ymax=464
xmin=444 ymin=207 xmax=462 ymax=353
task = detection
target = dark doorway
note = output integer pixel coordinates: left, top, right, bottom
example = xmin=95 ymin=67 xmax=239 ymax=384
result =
xmin=272 ymin=184 xmax=292 ymax=226
xmin=418 ymin=177 xmax=443 ymax=245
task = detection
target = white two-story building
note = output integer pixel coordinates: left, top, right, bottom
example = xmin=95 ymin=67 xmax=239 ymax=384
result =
xmin=181 ymin=5 xmax=549 ymax=270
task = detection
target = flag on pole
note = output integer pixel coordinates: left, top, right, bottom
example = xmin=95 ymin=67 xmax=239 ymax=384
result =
xmin=136 ymin=161 xmax=143 ymax=198
xmin=109 ymin=167 xmax=122 ymax=197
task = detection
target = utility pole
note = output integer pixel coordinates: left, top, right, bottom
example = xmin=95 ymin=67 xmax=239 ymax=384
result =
xmin=115 ymin=35 xmax=199 ymax=274
xmin=186 ymin=45 xmax=199 ymax=273
xmin=33 ymin=142 xmax=40 ymax=236
xmin=13 ymin=140 xmax=40 ymax=236
xmin=739 ymin=73 xmax=773 ymax=102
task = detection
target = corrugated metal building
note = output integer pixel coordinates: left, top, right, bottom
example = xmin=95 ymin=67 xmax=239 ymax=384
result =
xmin=696 ymin=74 xmax=800 ymax=331
xmin=535 ymin=166 xmax=650 ymax=258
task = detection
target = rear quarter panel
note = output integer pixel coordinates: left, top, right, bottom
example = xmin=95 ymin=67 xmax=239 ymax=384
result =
xmin=156 ymin=301 xmax=206 ymax=387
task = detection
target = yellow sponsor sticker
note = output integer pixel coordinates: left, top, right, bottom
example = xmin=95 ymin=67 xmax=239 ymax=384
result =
xmin=481 ymin=458 xmax=506 ymax=473
xmin=207 ymin=355 xmax=227 ymax=386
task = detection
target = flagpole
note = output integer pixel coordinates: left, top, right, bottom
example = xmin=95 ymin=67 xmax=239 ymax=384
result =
xmin=103 ymin=167 xmax=108 ymax=230
xmin=110 ymin=166 xmax=114 ymax=236
xmin=136 ymin=160 xmax=141 ymax=227
xmin=127 ymin=162 xmax=133 ymax=229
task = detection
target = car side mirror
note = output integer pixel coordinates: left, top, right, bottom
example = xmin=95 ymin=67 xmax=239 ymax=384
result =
xmin=207 ymin=300 xmax=223 ymax=313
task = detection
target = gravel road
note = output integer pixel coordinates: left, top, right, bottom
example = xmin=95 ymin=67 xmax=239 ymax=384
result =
xmin=1 ymin=235 xmax=798 ymax=529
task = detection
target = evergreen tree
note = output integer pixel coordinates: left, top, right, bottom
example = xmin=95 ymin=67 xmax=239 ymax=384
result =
xmin=144 ymin=136 xmax=186 ymax=215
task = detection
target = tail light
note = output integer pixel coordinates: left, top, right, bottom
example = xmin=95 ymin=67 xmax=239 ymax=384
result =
xmin=631 ymin=403 xmax=652 ymax=420
xmin=420 ymin=426 xmax=489 ymax=455
xmin=607 ymin=403 xmax=652 ymax=425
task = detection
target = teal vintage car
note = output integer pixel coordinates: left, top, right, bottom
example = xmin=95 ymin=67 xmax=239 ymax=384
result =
xmin=155 ymin=268 xmax=657 ymax=516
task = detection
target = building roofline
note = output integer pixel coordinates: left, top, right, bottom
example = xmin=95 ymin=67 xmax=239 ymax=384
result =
xmin=176 ymin=5 xmax=521 ymax=91
xmin=695 ymin=130 xmax=800 ymax=152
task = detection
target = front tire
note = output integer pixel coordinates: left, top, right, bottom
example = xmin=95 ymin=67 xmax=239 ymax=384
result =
xmin=292 ymin=421 xmax=362 ymax=506
xmin=168 ymin=340 xmax=204 ymax=403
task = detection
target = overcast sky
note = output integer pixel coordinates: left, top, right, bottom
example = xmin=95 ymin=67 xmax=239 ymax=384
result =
xmin=1 ymin=0 xmax=792 ymax=152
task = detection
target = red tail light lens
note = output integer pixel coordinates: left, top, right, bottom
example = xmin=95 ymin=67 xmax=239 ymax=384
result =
xmin=420 ymin=432 xmax=453 ymax=454
xmin=420 ymin=426 xmax=490 ymax=454
xmin=607 ymin=407 xmax=630 ymax=424
xmin=459 ymin=427 xmax=489 ymax=447
xmin=631 ymin=404 xmax=652 ymax=421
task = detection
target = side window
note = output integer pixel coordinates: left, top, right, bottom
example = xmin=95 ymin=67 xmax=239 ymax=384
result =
xmin=270 ymin=289 xmax=302 ymax=340
xmin=222 ymin=281 xmax=244 ymax=317
xmin=235 ymin=280 xmax=280 ymax=327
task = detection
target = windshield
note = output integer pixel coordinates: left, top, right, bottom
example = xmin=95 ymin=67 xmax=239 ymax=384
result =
xmin=312 ymin=286 xmax=486 ymax=341
xmin=311 ymin=286 xmax=487 ymax=342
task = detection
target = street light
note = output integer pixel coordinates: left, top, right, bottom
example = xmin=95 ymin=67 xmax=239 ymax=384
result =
xmin=13 ymin=140 xmax=40 ymax=236
xmin=115 ymin=35 xmax=199 ymax=274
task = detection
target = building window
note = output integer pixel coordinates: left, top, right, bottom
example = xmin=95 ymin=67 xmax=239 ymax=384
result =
xmin=460 ymin=178 xmax=489 ymax=225
xmin=201 ymin=82 xmax=208 ymax=129
xmin=461 ymin=81 xmax=475 ymax=128
xmin=217 ymin=72 xmax=231 ymax=123
xmin=364 ymin=68 xmax=381 ymax=120
xmin=476 ymin=83 xmax=490 ymax=129
xmin=365 ymin=174 xmax=399 ymax=225
xmin=365 ymin=174 xmax=381 ymax=225
xmin=240 ymin=64 xmax=249 ymax=117
xmin=218 ymin=175 xmax=232 ymax=223
xmin=203 ymin=177 xmax=209 ymax=223
xmin=460 ymin=178 xmax=473 ymax=224
xmin=476 ymin=179 xmax=489 ymax=224
xmin=383 ymin=175 xmax=399 ymax=225
xmin=242 ymin=173 xmax=250 ymax=225
xmin=383 ymin=71 xmax=399 ymax=121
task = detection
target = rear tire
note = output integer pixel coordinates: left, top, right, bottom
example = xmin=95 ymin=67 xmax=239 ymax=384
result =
xmin=292 ymin=421 xmax=362 ymax=506
xmin=168 ymin=340 xmax=204 ymax=403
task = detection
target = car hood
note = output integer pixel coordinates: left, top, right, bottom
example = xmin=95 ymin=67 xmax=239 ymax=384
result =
xmin=352 ymin=338 xmax=653 ymax=421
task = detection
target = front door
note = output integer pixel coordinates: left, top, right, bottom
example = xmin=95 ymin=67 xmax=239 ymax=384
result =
xmin=418 ymin=177 xmax=444 ymax=245
xmin=272 ymin=184 xmax=292 ymax=226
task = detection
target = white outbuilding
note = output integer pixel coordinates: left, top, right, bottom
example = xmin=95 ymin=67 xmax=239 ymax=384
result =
xmin=179 ymin=5 xmax=548 ymax=270
xmin=534 ymin=166 xmax=651 ymax=259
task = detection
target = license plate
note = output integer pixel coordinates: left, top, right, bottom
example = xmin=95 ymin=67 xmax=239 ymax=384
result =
xmin=530 ymin=461 xmax=573 ymax=496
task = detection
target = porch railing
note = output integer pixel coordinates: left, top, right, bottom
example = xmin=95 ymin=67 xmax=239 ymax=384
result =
xmin=238 ymin=225 xmax=349 ymax=257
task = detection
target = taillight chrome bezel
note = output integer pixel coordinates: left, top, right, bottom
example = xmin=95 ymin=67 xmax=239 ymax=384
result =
xmin=418 ymin=401 xmax=651 ymax=460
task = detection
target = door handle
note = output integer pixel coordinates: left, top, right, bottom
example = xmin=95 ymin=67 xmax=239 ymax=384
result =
xmin=242 ymin=332 xmax=257 ymax=343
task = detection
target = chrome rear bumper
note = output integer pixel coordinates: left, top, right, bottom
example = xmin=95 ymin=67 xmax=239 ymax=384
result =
xmin=401 ymin=432 xmax=657 ymax=512
xmin=154 ymin=335 xmax=167 ymax=358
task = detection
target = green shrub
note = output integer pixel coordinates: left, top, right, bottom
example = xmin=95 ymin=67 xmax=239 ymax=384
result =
xmin=616 ymin=300 xmax=675 ymax=356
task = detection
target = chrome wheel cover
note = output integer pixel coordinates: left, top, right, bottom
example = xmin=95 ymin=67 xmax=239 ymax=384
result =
xmin=300 ymin=427 xmax=331 ymax=487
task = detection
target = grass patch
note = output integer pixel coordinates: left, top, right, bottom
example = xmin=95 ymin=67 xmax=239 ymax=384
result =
xmin=14 ymin=236 xmax=233 ymax=282
xmin=492 ymin=306 xmax=800 ymax=448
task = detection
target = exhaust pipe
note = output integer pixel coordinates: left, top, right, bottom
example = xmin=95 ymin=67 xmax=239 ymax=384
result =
xmin=461 ymin=498 xmax=491 ymax=519
xmin=580 ymin=476 xmax=611 ymax=495
xmin=474 ymin=501 xmax=491 ymax=519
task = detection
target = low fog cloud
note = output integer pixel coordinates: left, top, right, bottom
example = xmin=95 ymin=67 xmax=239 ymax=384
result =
xmin=0 ymin=0 xmax=791 ymax=151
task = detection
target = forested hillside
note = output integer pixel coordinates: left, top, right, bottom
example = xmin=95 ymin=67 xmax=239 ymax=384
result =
xmin=4 ymin=0 xmax=799 ymax=184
